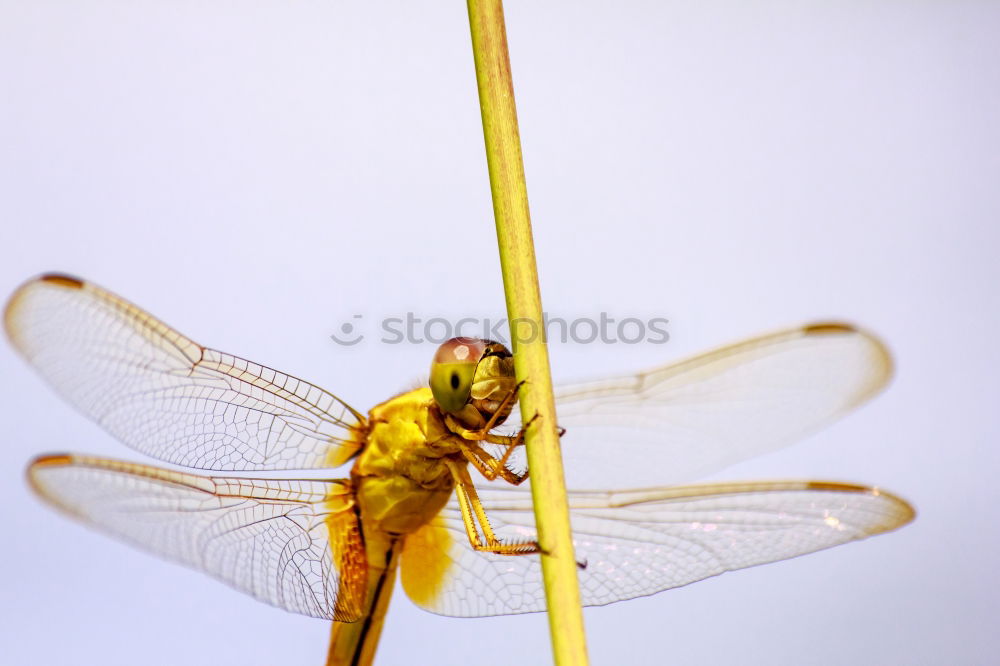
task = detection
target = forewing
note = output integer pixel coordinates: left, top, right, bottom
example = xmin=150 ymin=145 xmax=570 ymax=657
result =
xmin=28 ymin=454 xmax=367 ymax=620
xmin=504 ymin=323 xmax=892 ymax=487
xmin=5 ymin=274 xmax=362 ymax=470
xmin=401 ymin=481 xmax=913 ymax=617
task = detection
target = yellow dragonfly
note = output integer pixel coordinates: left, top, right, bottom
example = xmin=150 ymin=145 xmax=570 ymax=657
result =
xmin=5 ymin=274 xmax=914 ymax=665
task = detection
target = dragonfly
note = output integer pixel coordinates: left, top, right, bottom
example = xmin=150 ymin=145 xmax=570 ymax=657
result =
xmin=5 ymin=274 xmax=914 ymax=665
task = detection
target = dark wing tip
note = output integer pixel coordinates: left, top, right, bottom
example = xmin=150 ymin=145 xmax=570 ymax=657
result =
xmin=25 ymin=453 xmax=80 ymax=510
xmin=801 ymin=321 xmax=895 ymax=392
xmin=805 ymin=480 xmax=917 ymax=534
xmin=38 ymin=273 xmax=85 ymax=289
xmin=29 ymin=453 xmax=77 ymax=468
xmin=802 ymin=321 xmax=857 ymax=336
xmin=5 ymin=273 xmax=85 ymax=344
xmin=804 ymin=480 xmax=869 ymax=492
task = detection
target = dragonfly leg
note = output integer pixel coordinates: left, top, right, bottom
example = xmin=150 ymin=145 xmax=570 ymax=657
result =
xmin=487 ymin=432 xmax=529 ymax=484
xmin=461 ymin=419 xmax=535 ymax=484
xmin=444 ymin=459 xmax=539 ymax=556
xmin=463 ymin=440 xmax=528 ymax=485
xmin=460 ymin=411 xmax=567 ymax=485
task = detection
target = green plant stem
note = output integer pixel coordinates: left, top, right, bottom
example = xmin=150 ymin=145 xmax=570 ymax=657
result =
xmin=466 ymin=2 xmax=589 ymax=664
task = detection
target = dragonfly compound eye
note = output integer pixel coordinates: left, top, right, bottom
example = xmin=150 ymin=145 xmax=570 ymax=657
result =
xmin=429 ymin=337 xmax=488 ymax=413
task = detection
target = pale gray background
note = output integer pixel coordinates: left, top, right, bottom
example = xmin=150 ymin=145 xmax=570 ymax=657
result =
xmin=1 ymin=2 xmax=997 ymax=665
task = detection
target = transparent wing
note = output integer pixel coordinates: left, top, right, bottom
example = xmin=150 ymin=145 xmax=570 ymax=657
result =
xmin=28 ymin=453 xmax=367 ymax=620
xmin=5 ymin=274 xmax=363 ymax=471
xmin=503 ymin=323 xmax=892 ymax=488
xmin=401 ymin=481 xmax=914 ymax=617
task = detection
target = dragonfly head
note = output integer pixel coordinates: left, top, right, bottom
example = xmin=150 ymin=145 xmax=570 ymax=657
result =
xmin=430 ymin=337 xmax=517 ymax=427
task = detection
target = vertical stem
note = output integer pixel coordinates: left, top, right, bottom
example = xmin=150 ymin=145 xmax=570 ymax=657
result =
xmin=466 ymin=2 xmax=589 ymax=665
